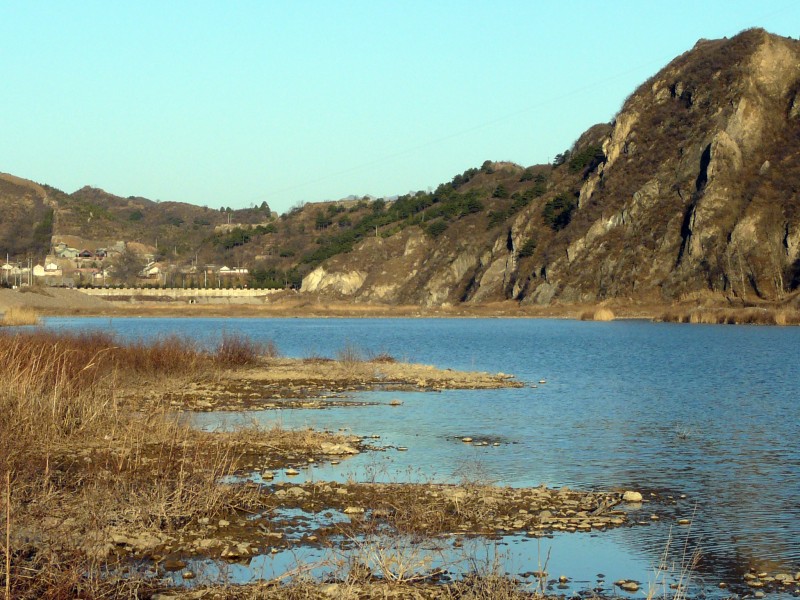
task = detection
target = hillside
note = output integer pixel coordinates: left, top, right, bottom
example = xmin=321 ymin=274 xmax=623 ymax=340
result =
xmin=300 ymin=28 xmax=800 ymax=306
xmin=2 ymin=29 xmax=799 ymax=307
xmin=0 ymin=174 xmax=53 ymax=259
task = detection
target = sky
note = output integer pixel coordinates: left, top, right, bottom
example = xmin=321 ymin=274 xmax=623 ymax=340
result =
xmin=2 ymin=2 xmax=798 ymax=214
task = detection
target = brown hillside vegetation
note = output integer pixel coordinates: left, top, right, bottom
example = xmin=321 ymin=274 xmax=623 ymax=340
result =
xmin=0 ymin=173 xmax=53 ymax=258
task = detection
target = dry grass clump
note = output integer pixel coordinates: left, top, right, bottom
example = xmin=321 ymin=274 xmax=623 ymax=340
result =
xmin=368 ymin=351 xmax=397 ymax=363
xmin=215 ymin=332 xmax=278 ymax=366
xmin=336 ymin=343 xmax=365 ymax=364
xmin=580 ymin=307 xmax=615 ymax=321
xmin=0 ymin=306 xmax=39 ymax=326
xmin=659 ymin=306 xmax=800 ymax=326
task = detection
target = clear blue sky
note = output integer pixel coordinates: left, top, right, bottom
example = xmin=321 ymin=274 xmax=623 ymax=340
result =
xmin=2 ymin=2 xmax=797 ymax=214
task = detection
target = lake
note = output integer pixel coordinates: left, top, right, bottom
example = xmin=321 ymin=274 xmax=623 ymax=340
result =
xmin=44 ymin=316 xmax=800 ymax=596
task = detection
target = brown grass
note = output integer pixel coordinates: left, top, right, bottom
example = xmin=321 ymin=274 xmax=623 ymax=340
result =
xmin=0 ymin=329 xmax=287 ymax=598
xmin=215 ymin=332 xmax=279 ymax=366
xmin=0 ymin=307 xmax=39 ymax=327
xmin=659 ymin=307 xmax=800 ymax=325
xmin=580 ymin=307 xmax=615 ymax=321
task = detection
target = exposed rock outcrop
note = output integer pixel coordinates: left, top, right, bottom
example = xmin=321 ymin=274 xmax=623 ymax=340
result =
xmin=302 ymin=29 xmax=800 ymax=306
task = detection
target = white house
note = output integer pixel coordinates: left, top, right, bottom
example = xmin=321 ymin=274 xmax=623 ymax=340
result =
xmin=219 ymin=266 xmax=249 ymax=276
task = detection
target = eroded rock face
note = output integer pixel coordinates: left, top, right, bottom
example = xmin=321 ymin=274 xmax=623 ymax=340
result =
xmin=302 ymin=30 xmax=800 ymax=306
xmin=302 ymin=266 xmax=367 ymax=295
xmin=520 ymin=29 xmax=800 ymax=303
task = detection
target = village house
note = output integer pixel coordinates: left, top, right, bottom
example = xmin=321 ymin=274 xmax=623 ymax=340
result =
xmin=219 ymin=266 xmax=249 ymax=276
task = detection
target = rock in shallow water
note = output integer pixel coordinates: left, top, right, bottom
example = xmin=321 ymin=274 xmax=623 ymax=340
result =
xmin=622 ymin=490 xmax=643 ymax=502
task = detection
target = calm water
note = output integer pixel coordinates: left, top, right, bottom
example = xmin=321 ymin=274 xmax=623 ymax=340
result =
xmin=44 ymin=316 xmax=800 ymax=594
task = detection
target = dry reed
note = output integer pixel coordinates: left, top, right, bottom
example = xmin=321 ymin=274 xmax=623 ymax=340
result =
xmin=659 ymin=307 xmax=800 ymax=326
xmin=215 ymin=332 xmax=278 ymax=366
xmin=0 ymin=307 xmax=39 ymax=327
xmin=0 ymin=329 xmax=282 ymax=598
xmin=579 ymin=307 xmax=615 ymax=321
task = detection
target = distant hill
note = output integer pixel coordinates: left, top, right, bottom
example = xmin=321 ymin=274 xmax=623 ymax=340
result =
xmin=0 ymin=178 xmax=274 ymax=268
xmin=0 ymin=174 xmax=53 ymax=259
xmin=3 ymin=28 xmax=799 ymax=306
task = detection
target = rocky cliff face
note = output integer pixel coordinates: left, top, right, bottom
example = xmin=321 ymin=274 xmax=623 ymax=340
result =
xmin=303 ymin=29 xmax=800 ymax=305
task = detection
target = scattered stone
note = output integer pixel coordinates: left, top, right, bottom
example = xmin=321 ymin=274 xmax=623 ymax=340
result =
xmin=343 ymin=506 xmax=365 ymax=515
xmin=218 ymin=519 xmax=230 ymax=527
xmin=622 ymin=491 xmax=643 ymax=503
xmin=285 ymin=468 xmax=300 ymax=476
xmin=617 ymin=581 xmax=640 ymax=592
xmin=262 ymin=471 xmax=275 ymax=479
xmin=182 ymin=570 xmax=195 ymax=580
xmin=320 ymin=442 xmax=359 ymax=455
xmin=677 ymin=518 xmax=690 ymax=525
xmin=461 ymin=437 xmax=473 ymax=443
xmin=389 ymin=399 xmax=403 ymax=406
xmin=397 ymin=447 xmax=408 ymax=451
xmin=163 ymin=558 xmax=187 ymax=571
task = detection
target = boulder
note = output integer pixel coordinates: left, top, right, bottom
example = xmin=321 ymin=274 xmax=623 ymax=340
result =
xmin=622 ymin=491 xmax=643 ymax=503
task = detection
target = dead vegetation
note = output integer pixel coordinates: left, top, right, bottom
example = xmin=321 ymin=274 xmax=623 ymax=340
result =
xmin=0 ymin=329 xmax=346 ymax=599
xmin=0 ymin=306 xmax=39 ymax=326
xmin=579 ymin=307 xmax=615 ymax=321
xmin=0 ymin=330 xmax=534 ymax=598
xmin=658 ymin=306 xmax=800 ymax=325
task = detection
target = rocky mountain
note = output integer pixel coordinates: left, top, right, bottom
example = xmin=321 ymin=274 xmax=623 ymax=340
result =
xmin=302 ymin=29 xmax=800 ymax=306
xmin=3 ymin=29 xmax=799 ymax=306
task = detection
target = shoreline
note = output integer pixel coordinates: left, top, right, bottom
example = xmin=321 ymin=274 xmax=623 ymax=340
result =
xmin=3 ymin=286 xmax=800 ymax=326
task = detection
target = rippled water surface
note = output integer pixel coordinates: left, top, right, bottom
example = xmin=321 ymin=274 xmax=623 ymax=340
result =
xmin=45 ymin=316 xmax=800 ymax=594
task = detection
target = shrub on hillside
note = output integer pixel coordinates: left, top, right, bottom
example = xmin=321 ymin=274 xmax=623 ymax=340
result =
xmin=426 ymin=220 xmax=448 ymax=238
xmin=543 ymin=194 xmax=576 ymax=231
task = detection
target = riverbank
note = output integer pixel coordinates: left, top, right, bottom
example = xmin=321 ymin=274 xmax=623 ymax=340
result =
xmin=3 ymin=286 xmax=800 ymax=325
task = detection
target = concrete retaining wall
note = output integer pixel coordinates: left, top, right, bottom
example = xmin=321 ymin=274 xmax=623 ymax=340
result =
xmin=79 ymin=287 xmax=283 ymax=302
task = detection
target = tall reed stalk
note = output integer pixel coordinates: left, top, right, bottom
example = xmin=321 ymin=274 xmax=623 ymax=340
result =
xmin=4 ymin=470 xmax=9 ymax=600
